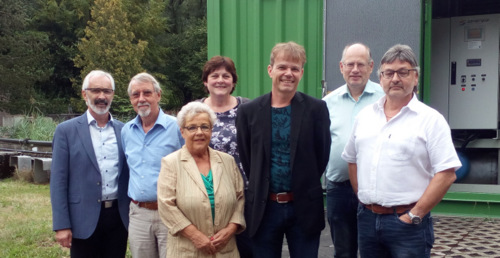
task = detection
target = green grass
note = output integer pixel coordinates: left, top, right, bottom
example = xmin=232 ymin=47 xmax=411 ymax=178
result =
xmin=0 ymin=179 xmax=69 ymax=257
xmin=0 ymin=178 xmax=133 ymax=257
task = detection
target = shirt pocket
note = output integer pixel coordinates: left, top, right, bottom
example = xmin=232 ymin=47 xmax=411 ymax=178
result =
xmin=387 ymin=133 xmax=415 ymax=161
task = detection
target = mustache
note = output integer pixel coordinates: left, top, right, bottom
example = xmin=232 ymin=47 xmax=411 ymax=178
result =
xmin=138 ymin=102 xmax=151 ymax=108
xmin=94 ymin=99 xmax=108 ymax=105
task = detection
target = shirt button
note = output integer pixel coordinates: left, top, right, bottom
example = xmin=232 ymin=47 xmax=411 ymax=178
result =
xmin=97 ymin=182 xmax=101 ymax=186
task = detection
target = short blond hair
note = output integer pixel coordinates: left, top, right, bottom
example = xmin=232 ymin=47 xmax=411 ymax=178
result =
xmin=270 ymin=41 xmax=306 ymax=67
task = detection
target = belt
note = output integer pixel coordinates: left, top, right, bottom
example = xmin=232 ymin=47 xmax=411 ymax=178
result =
xmin=330 ymin=180 xmax=352 ymax=187
xmin=269 ymin=192 xmax=293 ymax=203
xmin=102 ymin=199 xmax=117 ymax=209
xmin=362 ymin=202 xmax=416 ymax=215
xmin=132 ymin=199 xmax=158 ymax=210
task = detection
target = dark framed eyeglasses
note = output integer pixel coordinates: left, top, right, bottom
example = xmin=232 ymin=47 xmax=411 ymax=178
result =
xmin=380 ymin=69 xmax=417 ymax=79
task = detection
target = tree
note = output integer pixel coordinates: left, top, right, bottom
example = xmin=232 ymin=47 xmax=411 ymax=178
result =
xmin=0 ymin=0 xmax=53 ymax=114
xmin=162 ymin=0 xmax=207 ymax=110
xmin=74 ymin=0 xmax=147 ymax=116
xmin=32 ymin=0 xmax=93 ymax=113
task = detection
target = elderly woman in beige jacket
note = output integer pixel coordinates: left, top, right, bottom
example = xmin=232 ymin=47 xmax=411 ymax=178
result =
xmin=158 ymin=102 xmax=245 ymax=257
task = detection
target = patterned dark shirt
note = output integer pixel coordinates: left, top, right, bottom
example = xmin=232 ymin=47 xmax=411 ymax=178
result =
xmin=270 ymin=105 xmax=292 ymax=193
xmin=208 ymin=97 xmax=249 ymax=187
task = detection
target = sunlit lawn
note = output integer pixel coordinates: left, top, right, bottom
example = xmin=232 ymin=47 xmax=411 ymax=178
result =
xmin=0 ymin=178 xmax=134 ymax=257
xmin=0 ymin=179 xmax=69 ymax=257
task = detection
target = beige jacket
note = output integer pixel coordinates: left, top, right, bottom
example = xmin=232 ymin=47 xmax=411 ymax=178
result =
xmin=158 ymin=146 xmax=245 ymax=258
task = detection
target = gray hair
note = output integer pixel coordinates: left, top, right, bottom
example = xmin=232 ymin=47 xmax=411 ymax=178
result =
xmin=82 ymin=70 xmax=115 ymax=90
xmin=176 ymin=102 xmax=217 ymax=128
xmin=377 ymin=44 xmax=420 ymax=76
xmin=127 ymin=72 xmax=162 ymax=95
xmin=341 ymin=42 xmax=373 ymax=63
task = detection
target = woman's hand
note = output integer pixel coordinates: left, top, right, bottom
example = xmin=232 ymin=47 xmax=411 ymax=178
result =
xmin=181 ymin=225 xmax=216 ymax=255
xmin=211 ymin=223 xmax=239 ymax=252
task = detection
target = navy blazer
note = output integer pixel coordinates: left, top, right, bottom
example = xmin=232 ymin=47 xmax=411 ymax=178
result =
xmin=236 ymin=92 xmax=331 ymax=237
xmin=50 ymin=113 xmax=130 ymax=239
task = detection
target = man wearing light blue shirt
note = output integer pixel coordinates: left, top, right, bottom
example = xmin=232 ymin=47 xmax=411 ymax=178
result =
xmin=323 ymin=43 xmax=384 ymax=258
xmin=122 ymin=73 xmax=184 ymax=258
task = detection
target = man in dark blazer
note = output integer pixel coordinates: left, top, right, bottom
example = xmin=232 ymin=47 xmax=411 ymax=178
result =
xmin=50 ymin=70 xmax=130 ymax=258
xmin=236 ymin=42 xmax=331 ymax=257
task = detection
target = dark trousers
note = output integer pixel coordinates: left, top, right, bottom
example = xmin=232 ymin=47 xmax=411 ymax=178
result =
xmin=70 ymin=201 xmax=128 ymax=258
xmin=251 ymin=201 xmax=320 ymax=258
xmin=326 ymin=180 xmax=358 ymax=258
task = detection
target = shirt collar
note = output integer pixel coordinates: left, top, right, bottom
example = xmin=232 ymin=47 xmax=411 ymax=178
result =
xmin=341 ymin=80 xmax=379 ymax=98
xmin=375 ymin=93 xmax=421 ymax=113
xmin=86 ymin=110 xmax=113 ymax=126
xmin=130 ymin=108 xmax=168 ymax=129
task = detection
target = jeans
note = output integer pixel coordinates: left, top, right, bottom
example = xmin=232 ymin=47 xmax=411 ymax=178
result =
xmin=326 ymin=180 xmax=358 ymax=258
xmin=252 ymin=201 xmax=320 ymax=258
xmin=357 ymin=204 xmax=434 ymax=258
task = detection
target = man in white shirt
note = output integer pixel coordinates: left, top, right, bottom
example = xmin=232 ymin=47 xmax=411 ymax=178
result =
xmin=341 ymin=44 xmax=461 ymax=258
xmin=323 ymin=43 xmax=383 ymax=258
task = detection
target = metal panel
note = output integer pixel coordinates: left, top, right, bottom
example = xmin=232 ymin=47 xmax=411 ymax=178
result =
xmin=324 ymin=0 xmax=422 ymax=92
xmin=207 ymin=0 xmax=324 ymax=99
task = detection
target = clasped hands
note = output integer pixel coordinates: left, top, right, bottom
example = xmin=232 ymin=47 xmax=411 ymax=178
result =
xmin=184 ymin=223 xmax=238 ymax=255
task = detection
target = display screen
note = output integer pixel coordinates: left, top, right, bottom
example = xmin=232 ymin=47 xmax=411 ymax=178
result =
xmin=466 ymin=59 xmax=482 ymax=67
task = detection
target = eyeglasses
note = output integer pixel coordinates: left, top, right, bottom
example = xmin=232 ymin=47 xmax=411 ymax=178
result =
xmin=184 ymin=125 xmax=211 ymax=133
xmin=342 ymin=62 xmax=368 ymax=70
xmin=85 ymin=88 xmax=114 ymax=95
xmin=380 ymin=69 xmax=417 ymax=79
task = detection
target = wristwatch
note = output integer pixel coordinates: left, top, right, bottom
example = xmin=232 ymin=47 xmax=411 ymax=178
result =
xmin=407 ymin=211 xmax=422 ymax=224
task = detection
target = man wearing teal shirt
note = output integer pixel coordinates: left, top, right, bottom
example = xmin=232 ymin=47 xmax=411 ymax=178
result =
xmin=323 ymin=43 xmax=384 ymax=258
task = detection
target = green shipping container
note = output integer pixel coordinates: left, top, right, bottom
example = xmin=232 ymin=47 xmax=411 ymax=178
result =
xmin=207 ymin=0 xmax=324 ymax=99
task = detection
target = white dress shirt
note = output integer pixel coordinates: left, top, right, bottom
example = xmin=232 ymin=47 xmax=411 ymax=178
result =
xmin=341 ymin=94 xmax=461 ymax=206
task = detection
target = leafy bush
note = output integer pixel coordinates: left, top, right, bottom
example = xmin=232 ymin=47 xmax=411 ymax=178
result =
xmin=1 ymin=114 xmax=57 ymax=141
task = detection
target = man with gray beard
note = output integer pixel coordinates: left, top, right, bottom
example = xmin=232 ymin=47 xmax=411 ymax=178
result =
xmin=51 ymin=70 xmax=130 ymax=257
xmin=121 ymin=73 xmax=184 ymax=258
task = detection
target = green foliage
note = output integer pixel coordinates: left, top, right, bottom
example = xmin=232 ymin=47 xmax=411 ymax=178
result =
xmin=0 ymin=0 xmax=53 ymax=114
xmin=2 ymin=0 xmax=208 ymax=116
xmin=0 ymin=113 xmax=58 ymax=141
xmin=33 ymin=0 xmax=93 ymax=111
xmin=162 ymin=0 xmax=208 ymax=110
xmin=74 ymin=0 xmax=147 ymax=105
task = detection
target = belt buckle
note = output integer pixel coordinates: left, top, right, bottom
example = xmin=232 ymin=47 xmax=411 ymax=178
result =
xmin=276 ymin=192 xmax=288 ymax=203
xmin=104 ymin=200 xmax=113 ymax=208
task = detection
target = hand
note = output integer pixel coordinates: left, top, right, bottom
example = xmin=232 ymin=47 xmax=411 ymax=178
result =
xmin=181 ymin=225 xmax=216 ymax=255
xmin=211 ymin=223 xmax=238 ymax=252
xmin=55 ymin=229 xmax=72 ymax=248
xmin=191 ymin=231 xmax=216 ymax=255
xmin=398 ymin=213 xmax=412 ymax=224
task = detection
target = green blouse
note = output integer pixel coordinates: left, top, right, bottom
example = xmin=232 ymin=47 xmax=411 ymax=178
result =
xmin=201 ymin=169 xmax=215 ymax=223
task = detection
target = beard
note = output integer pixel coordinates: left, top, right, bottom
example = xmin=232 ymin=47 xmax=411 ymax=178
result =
xmin=137 ymin=102 xmax=151 ymax=117
xmin=87 ymin=98 xmax=111 ymax=115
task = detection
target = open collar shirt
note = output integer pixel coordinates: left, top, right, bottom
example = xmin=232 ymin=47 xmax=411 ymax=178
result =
xmin=341 ymin=94 xmax=461 ymax=206
xmin=86 ymin=111 xmax=119 ymax=201
xmin=322 ymin=80 xmax=384 ymax=182
xmin=122 ymin=109 xmax=184 ymax=202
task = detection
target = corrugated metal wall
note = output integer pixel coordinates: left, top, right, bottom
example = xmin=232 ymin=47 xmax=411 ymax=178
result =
xmin=323 ymin=0 xmax=422 ymax=92
xmin=207 ymin=0 xmax=323 ymax=99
